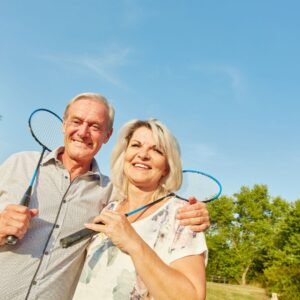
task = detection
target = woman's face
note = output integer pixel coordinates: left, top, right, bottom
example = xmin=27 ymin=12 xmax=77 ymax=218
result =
xmin=124 ymin=126 xmax=169 ymax=192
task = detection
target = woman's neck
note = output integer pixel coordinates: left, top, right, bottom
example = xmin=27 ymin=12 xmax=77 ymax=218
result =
xmin=126 ymin=186 xmax=156 ymax=211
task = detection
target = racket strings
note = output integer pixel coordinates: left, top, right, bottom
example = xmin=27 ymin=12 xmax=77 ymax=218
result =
xmin=178 ymin=172 xmax=221 ymax=202
xmin=30 ymin=111 xmax=63 ymax=151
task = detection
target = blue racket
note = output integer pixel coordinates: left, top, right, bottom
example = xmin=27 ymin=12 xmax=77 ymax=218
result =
xmin=6 ymin=108 xmax=63 ymax=245
xmin=60 ymin=169 xmax=222 ymax=248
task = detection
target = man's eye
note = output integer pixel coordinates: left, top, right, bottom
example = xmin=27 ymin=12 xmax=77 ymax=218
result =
xmin=71 ymin=120 xmax=80 ymax=125
xmin=91 ymin=124 xmax=101 ymax=131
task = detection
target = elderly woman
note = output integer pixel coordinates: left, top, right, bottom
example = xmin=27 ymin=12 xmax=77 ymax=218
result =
xmin=73 ymin=119 xmax=207 ymax=300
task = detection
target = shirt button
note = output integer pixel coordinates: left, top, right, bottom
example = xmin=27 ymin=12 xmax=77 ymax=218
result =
xmin=45 ymin=251 xmax=49 ymax=255
xmin=55 ymin=224 xmax=60 ymax=228
xmin=63 ymin=200 xmax=67 ymax=203
xmin=32 ymin=281 xmax=37 ymax=285
xmin=65 ymin=176 xmax=68 ymax=179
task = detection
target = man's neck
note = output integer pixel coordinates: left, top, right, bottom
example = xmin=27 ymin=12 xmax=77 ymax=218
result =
xmin=59 ymin=152 xmax=92 ymax=181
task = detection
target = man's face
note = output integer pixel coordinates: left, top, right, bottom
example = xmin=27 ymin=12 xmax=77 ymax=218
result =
xmin=63 ymin=99 xmax=112 ymax=164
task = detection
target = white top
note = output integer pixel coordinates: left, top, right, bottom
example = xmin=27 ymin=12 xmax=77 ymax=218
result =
xmin=73 ymin=197 xmax=208 ymax=300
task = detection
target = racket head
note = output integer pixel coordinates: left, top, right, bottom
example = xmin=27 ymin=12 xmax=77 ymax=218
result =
xmin=28 ymin=108 xmax=63 ymax=151
xmin=177 ymin=169 xmax=222 ymax=203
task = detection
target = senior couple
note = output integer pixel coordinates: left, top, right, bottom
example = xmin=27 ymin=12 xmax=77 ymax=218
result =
xmin=0 ymin=92 xmax=209 ymax=300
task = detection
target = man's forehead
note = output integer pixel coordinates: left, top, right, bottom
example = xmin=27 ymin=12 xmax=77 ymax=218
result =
xmin=68 ymin=99 xmax=108 ymax=117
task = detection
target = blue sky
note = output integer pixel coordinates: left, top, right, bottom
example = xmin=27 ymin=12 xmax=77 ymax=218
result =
xmin=0 ymin=1 xmax=299 ymax=202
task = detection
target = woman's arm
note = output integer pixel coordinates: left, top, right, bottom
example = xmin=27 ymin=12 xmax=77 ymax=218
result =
xmin=130 ymin=239 xmax=206 ymax=300
xmin=85 ymin=211 xmax=206 ymax=300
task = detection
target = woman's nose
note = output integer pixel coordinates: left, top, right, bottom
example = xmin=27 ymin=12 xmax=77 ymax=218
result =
xmin=137 ymin=148 xmax=150 ymax=159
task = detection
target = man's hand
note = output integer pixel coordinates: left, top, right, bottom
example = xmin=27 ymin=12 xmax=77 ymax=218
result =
xmin=176 ymin=197 xmax=210 ymax=232
xmin=0 ymin=204 xmax=38 ymax=245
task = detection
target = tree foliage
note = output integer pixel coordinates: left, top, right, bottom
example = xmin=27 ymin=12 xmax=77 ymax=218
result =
xmin=263 ymin=200 xmax=300 ymax=299
xmin=206 ymin=185 xmax=299 ymax=299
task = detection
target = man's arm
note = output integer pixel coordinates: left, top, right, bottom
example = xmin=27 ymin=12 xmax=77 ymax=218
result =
xmin=0 ymin=204 xmax=38 ymax=246
xmin=176 ymin=197 xmax=210 ymax=232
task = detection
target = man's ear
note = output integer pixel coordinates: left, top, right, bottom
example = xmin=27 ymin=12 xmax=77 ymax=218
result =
xmin=104 ymin=128 xmax=113 ymax=144
xmin=62 ymin=122 xmax=66 ymax=134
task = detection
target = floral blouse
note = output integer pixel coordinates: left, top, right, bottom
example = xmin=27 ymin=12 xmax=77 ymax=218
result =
xmin=73 ymin=197 xmax=207 ymax=300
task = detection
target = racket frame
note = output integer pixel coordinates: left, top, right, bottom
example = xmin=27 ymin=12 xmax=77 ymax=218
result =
xmin=6 ymin=109 xmax=63 ymax=245
xmin=182 ymin=169 xmax=222 ymax=203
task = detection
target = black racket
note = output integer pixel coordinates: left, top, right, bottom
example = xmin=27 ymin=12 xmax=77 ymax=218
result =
xmin=60 ymin=169 xmax=222 ymax=248
xmin=6 ymin=108 xmax=63 ymax=245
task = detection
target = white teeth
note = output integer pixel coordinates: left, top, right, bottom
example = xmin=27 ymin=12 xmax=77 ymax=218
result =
xmin=134 ymin=163 xmax=150 ymax=169
xmin=73 ymin=140 xmax=91 ymax=147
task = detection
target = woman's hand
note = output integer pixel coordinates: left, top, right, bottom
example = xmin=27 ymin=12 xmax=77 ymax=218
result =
xmin=84 ymin=211 xmax=142 ymax=254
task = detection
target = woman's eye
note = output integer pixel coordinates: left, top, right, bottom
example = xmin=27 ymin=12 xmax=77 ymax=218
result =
xmin=130 ymin=143 xmax=140 ymax=148
xmin=154 ymin=148 xmax=163 ymax=155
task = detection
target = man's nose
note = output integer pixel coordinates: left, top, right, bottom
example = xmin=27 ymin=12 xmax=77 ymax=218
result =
xmin=77 ymin=123 xmax=90 ymax=136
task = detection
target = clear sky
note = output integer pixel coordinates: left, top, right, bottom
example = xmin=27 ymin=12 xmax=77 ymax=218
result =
xmin=0 ymin=1 xmax=299 ymax=202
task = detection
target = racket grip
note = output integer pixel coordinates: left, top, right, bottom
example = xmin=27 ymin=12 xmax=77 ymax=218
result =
xmin=60 ymin=228 xmax=96 ymax=248
xmin=20 ymin=186 xmax=33 ymax=207
xmin=6 ymin=235 xmax=18 ymax=245
xmin=5 ymin=187 xmax=34 ymax=246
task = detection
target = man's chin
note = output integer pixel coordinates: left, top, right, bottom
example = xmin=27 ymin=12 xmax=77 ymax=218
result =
xmin=69 ymin=150 xmax=94 ymax=161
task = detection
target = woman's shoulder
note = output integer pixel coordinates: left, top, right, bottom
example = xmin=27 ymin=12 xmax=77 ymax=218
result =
xmin=160 ymin=196 xmax=188 ymax=213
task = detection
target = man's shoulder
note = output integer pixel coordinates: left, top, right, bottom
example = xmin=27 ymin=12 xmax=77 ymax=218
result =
xmin=1 ymin=151 xmax=40 ymax=166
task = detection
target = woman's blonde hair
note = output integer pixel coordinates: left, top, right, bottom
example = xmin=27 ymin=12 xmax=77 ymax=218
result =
xmin=110 ymin=119 xmax=182 ymax=201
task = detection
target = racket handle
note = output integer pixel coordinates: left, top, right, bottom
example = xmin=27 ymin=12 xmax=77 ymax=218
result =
xmin=5 ymin=186 xmax=34 ymax=246
xmin=60 ymin=228 xmax=96 ymax=248
xmin=20 ymin=186 xmax=33 ymax=207
xmin=6 ymin=235 xmax=18 ymax=245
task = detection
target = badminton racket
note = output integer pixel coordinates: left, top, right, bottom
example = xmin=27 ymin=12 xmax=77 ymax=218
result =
xmin=6 ymin=108 xmax=63 ymax=245
xmin=60 ymin=169 xmax=222 ymax=248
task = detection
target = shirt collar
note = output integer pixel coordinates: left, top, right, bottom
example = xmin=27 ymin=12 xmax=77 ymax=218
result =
xmin=41 ymin=146 xmax=102 ymax=180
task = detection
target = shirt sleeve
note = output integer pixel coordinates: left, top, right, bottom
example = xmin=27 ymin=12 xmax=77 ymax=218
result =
xmin=162 ymin=199 xmax=208 ymax=266
xmin=167 ymin=224 xmax=208 ymax=266
xmin=0 ymin=154 xmax=19 ymax=211
xmin=0 ymin=152 xmax=38 ymax=211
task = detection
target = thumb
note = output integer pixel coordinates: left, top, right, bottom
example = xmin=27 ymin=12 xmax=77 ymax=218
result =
xmin=30 ymin=208 xmax=39 ymax=218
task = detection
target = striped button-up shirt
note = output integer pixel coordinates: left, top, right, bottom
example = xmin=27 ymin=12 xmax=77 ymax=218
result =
xmin=0 ymin=148 xmax=113 ymax=300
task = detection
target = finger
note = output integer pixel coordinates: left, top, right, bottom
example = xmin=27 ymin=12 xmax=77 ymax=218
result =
xmin=2 ymin=224 xmax=28 ymax=239
xmin=188 ymin=197 xmax=197 ymax=205
xmin=1 ymin=209 xmax=31 ymax=226
xmin=84 ymin=222 xmax=106 ymax=233
xmin=177 ymin=208 xmax=207 ymax=221
xmin=177 ymin=201 xmax=206 ymax=214
xmin=30 ymin=209 xmax=39 ymax=218
xmin=179 ymin=216 xmax=207 ymax=225
xmin=2 ymin=213 xmax=31 ymax=227
xmin=189 ymin=224 xmax=210 ymax=233
xmin=92 ymin=212 xmax=111 ymax=224
xmin=6 ymin=204 xmax=31 ymax=214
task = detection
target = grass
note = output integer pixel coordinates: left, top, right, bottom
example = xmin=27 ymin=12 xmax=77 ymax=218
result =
xmin=206 ymin=282 xmax=270 ymax=300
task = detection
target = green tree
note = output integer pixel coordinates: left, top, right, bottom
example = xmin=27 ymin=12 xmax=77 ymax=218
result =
xmin=264 ymin=199 xmax=300 ymax=300
xmin=206 ymin=195 xmax=241 ymax=282
xmin=206 ymin=185 xmax=290 ymax=286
